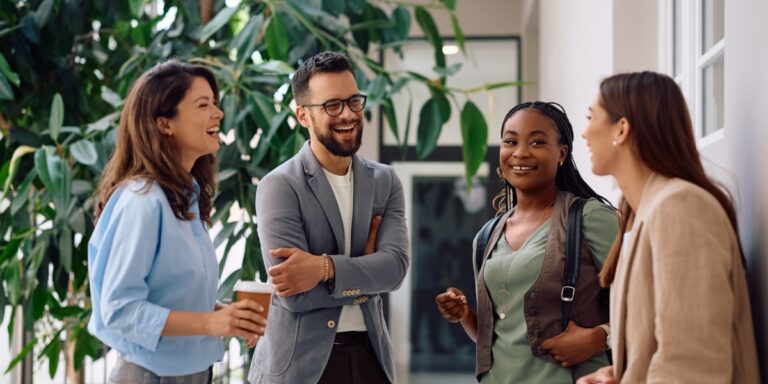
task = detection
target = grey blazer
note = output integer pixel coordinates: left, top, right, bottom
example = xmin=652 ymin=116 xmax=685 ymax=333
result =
xmin=247 ymin=142 xmax=409 ymax=384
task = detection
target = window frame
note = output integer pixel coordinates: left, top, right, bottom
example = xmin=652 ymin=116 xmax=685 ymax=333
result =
xmin=662 ymin=0 xmax=725 ymax=149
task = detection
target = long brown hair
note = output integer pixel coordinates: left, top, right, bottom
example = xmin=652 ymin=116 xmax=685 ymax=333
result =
xmin=94 ymin=60 xmax=219 ymax=224
xmin=598 ymin=71 xmax=738 ymax=286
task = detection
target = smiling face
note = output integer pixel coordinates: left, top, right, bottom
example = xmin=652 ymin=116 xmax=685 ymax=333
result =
xmin=499 ymin=109 xmax=567 ymax=193
xmin=161 ymin=76 xmax=223 ymax=170
xmin=583 ymin=94 xmax=621 ymax=176
xmin=296 ymin=71 xmax=364 ymax=158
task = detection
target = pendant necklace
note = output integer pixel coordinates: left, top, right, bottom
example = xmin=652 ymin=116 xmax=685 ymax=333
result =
xmin=496 ymin=199 xmax=556 ymax=320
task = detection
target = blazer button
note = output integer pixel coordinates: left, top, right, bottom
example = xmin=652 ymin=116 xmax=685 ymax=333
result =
xmin=529 ymin=292 xmax=537 ymax=299
xmin=533 ymin=329 xmax=540 ymax=337
xmin=327 ymin=320 xmax=336 ymax=329
xmin=536 ymin=345 xmax=544 ymax=354
xmin=530 ymin=308 xmax=538 ymax=316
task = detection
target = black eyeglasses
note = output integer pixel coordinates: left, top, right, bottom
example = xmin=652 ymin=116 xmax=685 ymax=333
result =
xmin=301 ymin=95 xmax=367 ymax=117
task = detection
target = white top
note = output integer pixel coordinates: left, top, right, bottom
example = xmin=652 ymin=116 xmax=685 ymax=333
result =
xmin=323 ymin=166 xmax=367 ymax=332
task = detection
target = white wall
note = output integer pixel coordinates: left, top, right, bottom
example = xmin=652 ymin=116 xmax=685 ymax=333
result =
xmin=537 ymin=0 xmax=616 ymax=200
xmin=725 ymin=0 xmax=768 ymax=378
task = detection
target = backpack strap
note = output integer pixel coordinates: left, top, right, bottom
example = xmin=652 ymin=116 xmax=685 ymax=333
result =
xmin=475 ymin=215 xmax=503 ymax=272
xmin=561 ymin=197 xmax=587 ymax=330
xmin=561 ymin=197 xmax=587 ymax=383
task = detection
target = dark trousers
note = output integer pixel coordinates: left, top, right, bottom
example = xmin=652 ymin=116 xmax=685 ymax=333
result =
xmin=318 ymin=332 xmax=391 ymax=384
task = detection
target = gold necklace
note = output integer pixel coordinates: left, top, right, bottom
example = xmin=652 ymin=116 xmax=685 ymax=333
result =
xmin=495 ymin=199 xmax=556 ymax=320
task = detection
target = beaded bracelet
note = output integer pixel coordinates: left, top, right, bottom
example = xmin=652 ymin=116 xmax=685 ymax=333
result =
xmin=322 ymin=254 xmax=330 ymax=282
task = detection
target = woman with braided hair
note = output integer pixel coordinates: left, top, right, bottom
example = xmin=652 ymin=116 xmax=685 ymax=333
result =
xmin=436 ymin=101 xmax=618 ymax=383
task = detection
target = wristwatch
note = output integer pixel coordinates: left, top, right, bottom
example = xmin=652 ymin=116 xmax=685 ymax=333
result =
xmin=596 ymin=323 xmax=611 ymax=350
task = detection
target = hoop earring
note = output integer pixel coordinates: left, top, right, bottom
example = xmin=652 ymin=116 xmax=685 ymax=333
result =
xmin=505 ymin=184 xmax=513 ymax=211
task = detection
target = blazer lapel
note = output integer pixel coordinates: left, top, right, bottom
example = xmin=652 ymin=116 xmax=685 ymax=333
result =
xmin=613 ymin=213 xmax=642 ymax=376
xmin=350 ymin=155 xmax=374 ymax=257
xmin=300 ymin=143 xmax=345 ymax=253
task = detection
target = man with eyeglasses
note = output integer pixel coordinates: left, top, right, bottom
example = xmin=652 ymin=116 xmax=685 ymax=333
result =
xmin=248 ymin=51 xmax=409 ymax=384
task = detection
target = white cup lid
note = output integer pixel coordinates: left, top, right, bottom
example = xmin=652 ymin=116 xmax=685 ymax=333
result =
xmin=234 ymin=280 xmax=272 ymax=294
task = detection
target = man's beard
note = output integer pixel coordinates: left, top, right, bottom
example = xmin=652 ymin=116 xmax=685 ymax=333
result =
xmin=316 ymin=119 xmax=363 ymax=157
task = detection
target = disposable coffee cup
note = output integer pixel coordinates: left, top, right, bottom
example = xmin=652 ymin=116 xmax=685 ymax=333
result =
xmin=234 ymin=280 xmax=272 ymax=319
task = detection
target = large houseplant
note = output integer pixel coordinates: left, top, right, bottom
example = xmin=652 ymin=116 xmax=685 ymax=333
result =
xmin=0 ymin=0 xmax=516 ymax=380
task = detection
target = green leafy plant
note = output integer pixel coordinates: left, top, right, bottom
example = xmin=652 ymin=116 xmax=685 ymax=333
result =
xmin=0 ymin=0 xmax=519 ymax=380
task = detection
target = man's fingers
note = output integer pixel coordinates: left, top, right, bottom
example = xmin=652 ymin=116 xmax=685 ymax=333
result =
xmin=364 ymin=215 xmax=382 ymax=254
xmin=267 ymin=265 xmax=283 ymax=277
xmin=269 ymin=248 xmax=295 ymax=258
xmin=368 ymin=215 xmax=382 ymax=237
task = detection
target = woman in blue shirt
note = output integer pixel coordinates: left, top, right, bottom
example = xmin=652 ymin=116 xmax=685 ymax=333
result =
xmin=88 ymin=60 xmax=265 ymax=382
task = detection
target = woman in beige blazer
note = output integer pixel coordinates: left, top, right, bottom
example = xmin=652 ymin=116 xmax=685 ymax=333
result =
xmin=577 ymin=71 xmax=760 ymax=384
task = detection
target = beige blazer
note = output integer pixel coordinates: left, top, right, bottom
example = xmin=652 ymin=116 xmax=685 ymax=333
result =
xmin=611 ymin=173 xmax=760 ymax=383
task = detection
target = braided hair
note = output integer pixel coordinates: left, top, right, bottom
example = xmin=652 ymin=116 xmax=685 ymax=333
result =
xmin=492 ymin=101 xmax=608 ymax=213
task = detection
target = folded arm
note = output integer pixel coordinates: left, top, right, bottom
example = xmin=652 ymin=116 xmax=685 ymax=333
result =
xmin=256 ymin=172 xmax=406 ymax=312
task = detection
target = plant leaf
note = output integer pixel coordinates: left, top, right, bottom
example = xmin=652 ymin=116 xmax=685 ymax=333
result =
xmin=59 ymin=227 xmax=73 ymax=273
xmin=0 ymin=75 xmax=13 ymax=100
xmin=49 ymin=93 xmax=64 ymax=142
xmin=2 ymin=145 xmax=36 ymax=198
xmin=217 ymin=269 xmax=242 ymax=301
xmin=33 ymin=0 xmax=54 ymax=27
xmin=214 ymin=222 xmax=237 ymax=248
xmin=31 ymin=148 xmax=49 ymax=191
xmin=10 ymin=170 xmax=36 ymax=215
xmin=265 ymin=11 xmax=289 ymax=61
xmin=199 ymin=4 xmax=239 ymax=42
xmin=70 ymin=139 xmax=98 ymax=165
xmin=128 ymin=0 xmax=148 ymax=18
xmin=253 ymin=60 xmax=294 ymax=75
xmin=392 ymin=6 xmax=410 ymax=40
xmin=440 ymin=0 xmax=457 ymax=11
xmin=86 ymin=111 xmax=120 ymax=134
xmin=450 ymin=14 xmax=466 ymax=56
xmin=45 ymin=337 xmax=61 ymax=378
xmin=460 ymin=100 xmax=488 ymax=184
xmin=0 ymin=53 xmax=20 ymax=86
xmin=381 ymin=97 xmax=399 ymax=145
xmin=4 ymin=338 xmax=37 ymax=374
xmin=414 ymin=6 xmax=446 ymax=83
xmin=416 ymin=93 xmax=450 ymax=159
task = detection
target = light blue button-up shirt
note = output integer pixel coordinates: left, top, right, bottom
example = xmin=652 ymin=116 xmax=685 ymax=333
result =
xmin=88 ymin=179 xmax=224 ymax=376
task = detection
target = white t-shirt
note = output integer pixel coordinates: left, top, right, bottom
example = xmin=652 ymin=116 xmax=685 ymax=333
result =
xmin=322 ymin=166 xmax=367 ymax=332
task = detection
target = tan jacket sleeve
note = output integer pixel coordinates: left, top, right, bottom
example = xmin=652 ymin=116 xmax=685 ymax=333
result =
xmin=645 ymin=188 xmax=735 ymax=383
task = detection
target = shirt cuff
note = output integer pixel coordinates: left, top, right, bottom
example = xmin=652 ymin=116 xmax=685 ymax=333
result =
xmin=131 ymin=305 xmax=171 ymax=352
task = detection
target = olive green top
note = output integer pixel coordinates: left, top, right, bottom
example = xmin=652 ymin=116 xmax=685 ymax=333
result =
xmin=480 ymin=199 xmax=616 ymax=384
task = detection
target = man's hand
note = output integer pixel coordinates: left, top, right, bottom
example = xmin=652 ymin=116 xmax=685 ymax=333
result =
xmin=268 ymin=248 xmax=324 ymax=297
xmin=541 ymin=320 xmax=607 ymax=367
xmin=576 ymin=366 xmax=615 ymax=384
xmin=268 ymin=215 xmax=382 ymax=297
xmin=364 ymin=215 xmax=382 ymax=255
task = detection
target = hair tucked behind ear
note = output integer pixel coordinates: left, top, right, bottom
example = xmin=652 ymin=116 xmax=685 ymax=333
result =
xmin=94 ymin=59 xmax=219 ymax=225
xmin=492 ymin=101 xmax=609 ymax=215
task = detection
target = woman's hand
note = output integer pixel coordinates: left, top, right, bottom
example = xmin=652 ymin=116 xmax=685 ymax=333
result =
xmin=435 ymin=287 xmax=470 ymax=323
xmin=576 ymin=365 xmax=615 ymax=384
xmin=541 ymin=320 xmax=607 ymax=367
xmin=205 ymin=300 xmax=266 ymax=340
